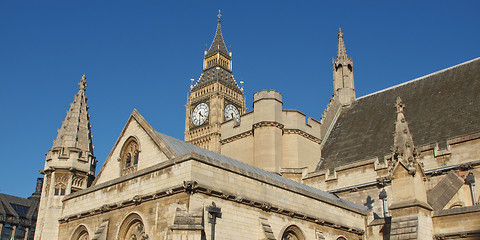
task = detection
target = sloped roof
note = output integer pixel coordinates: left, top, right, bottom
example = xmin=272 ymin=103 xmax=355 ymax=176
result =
xmin=318 ymin=57 xmax=480 ymax=171
xmin=190 ymin=67 xmax=241 ymax=93
xmin=205 ymin=20 xmax=230 ymax=59
xmin=156 ymin=132 xmax=367 ymax=212
xmin=0 ymin=193 xmax=39 ymax=221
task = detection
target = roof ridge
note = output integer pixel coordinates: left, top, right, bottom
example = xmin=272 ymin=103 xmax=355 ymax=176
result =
xmin=357 ymin=56 xmax=480 ymax=100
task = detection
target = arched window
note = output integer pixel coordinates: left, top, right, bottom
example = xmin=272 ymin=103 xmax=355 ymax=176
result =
xmin=281 ymin=225 xmax=305 ymax=240
xmin=336 ymin=236 xmax=347 ymax=240
xmin=70 ymin=225 xmax=89 ymax=240
xmin=54 ymin=183 xmax=66 ymax=196
xmin=121 ymin=137 xmax=140 ymax=176
xmin=118 ymin=213 xmax=148 ymax=240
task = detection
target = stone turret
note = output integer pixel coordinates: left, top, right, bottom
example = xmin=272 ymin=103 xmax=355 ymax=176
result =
xmin=221 ymin=89 xmax=321 ymax=176
xmin=35 ymin=75 xmax=96 ymax=240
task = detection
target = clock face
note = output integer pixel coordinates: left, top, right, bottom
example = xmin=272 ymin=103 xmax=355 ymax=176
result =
xmin=191 ymin=102 xmax=209 ymax=126
xmin=224 ymin=104 xmax=240 ymax=122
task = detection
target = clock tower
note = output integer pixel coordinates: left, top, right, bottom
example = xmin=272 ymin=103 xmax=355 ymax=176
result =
xmin=185 ymin=11 xmax=245 ymax=152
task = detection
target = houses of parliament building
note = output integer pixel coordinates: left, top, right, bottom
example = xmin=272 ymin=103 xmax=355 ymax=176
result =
xmin=10 ymin=12 xmax=479 ymax=240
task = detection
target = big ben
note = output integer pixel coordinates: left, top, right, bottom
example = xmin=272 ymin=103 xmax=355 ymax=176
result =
xmin=185 ymin=11 xmax=245 ymax=152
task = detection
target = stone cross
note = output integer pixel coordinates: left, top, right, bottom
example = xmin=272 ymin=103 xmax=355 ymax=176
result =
xmin=206 ymin=202 xmax=222 ymax=240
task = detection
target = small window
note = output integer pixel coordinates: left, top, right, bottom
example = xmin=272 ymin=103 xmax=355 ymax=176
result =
xmin=54 ymin=184 xmax=66 ymax=196
xmin=1 ymin=223 xmax=13 ymax=240
xmin=121 ymin=137 xmax=140 ymax=175
xmin=14 ymin=226 xmax=25 ymax=240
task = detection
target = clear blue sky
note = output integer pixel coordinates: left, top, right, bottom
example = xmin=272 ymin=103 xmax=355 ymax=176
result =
xmin=1 ymin=1 xmax=479 ymax=198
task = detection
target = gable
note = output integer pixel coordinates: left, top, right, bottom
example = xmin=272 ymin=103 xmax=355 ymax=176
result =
xmin=93 ymin=110 xmax=175 ymax=185
xmin=319 ymin=57 xmax=480 ymax=170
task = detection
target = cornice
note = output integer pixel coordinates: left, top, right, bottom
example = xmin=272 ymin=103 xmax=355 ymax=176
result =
xmin=220 ymin=130 xmax=252 ymax=144
xmin=58 ymin=180 xmax=365 ymax=236
xmin=284 ymin=128 xmax=322 ymax=144
xmin=252 ymin=121 xmax=284 ymax=130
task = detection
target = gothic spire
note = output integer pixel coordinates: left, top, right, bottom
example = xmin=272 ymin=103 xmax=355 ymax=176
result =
xmin=336 ymin=28 xmax=348 ymax=59
xmin=205 ymin=10 xmax=231 ymax=59
xmin=52 ymin=74 xmax=94 ymax=153
xmin=392 ymin=97 xmax=419 ymax=175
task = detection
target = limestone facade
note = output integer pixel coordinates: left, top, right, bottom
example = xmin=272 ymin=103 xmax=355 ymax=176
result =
xmin=33 ymin=15 xmax=480 ymax=240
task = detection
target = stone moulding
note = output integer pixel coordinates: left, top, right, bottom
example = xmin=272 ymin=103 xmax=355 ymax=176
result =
xmin=434 ymin=230 xmax=480 ymax=240
xmin=61 ymin=153 xmax=367 ymax=227
xmin=220 ymin=130 xmax=253 ymax=144
xmin=220 ymin=128 xmax=321 ymax=145
xmin=59 ymin=180 xmax=365 ymax=236
xmin=252 ymin=121 xmax=284 ymax=130
xmin=283 ymin=128 xmax=322 ymax=144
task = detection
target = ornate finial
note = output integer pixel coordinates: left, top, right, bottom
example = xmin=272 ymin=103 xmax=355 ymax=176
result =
xmin=338 ymin=28 xmax=343 ymax=38
xmin=190 ymin=77 xmax=195 ymax=90
xmin=79 ymin=74 xmax=87 ymax=90
xmin=217 ymin=10 xmax=222 ymax=22
xmin=395 ymin=96 xmax=405 ymax=113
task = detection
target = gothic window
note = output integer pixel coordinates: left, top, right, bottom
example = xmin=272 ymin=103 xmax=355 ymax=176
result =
xmin=121 ymin=137 xmax=140 ymax=176
xmin=281 ymin=225 xmax=305 ymax=240
xmin=54 ymin=183 xmax=66 ymax=196
xmin=70 ymin=225 xmax=89 ymax=240
xmin=118 ymin=213 xmax=148 ymax=240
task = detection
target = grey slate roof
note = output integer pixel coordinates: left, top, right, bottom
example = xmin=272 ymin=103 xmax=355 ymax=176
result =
xmin=0 ymin=193 xmax=39 ymax=221
xmin=156 ymin=132 xmax=367 ymax=212
xmin=205 ymin=21 xmax=230 ymax=59
xmin=318 ymin=57 xmax=480 ymax=171
xmin=191 ymin=67 xmax=242 ymax=93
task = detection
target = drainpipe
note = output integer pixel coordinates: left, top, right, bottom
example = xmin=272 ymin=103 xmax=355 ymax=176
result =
xmin=465 ymin=173 xmax=476 ymax=205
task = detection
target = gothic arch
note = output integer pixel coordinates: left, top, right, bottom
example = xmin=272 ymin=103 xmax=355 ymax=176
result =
xmin=120 ymin=136 xmax=141 ymax=175
xmin=70 ymin=224 xmax=90 ymax=240
xmin=117 ymin=212 xmax=149 ymax=240
xmin=280 ymin=225 xmax=305 ymax=240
